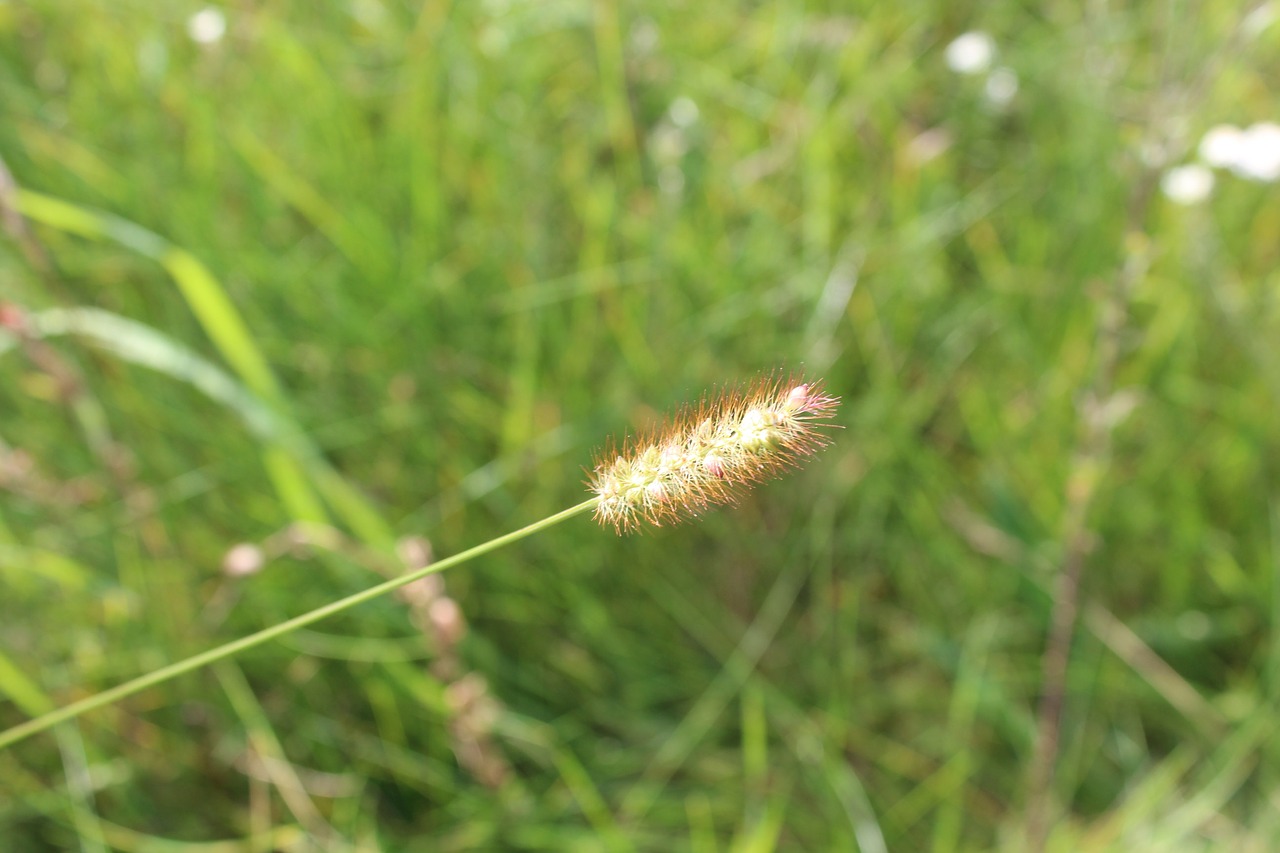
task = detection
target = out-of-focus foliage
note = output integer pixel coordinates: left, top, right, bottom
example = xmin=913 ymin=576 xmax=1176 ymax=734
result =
xmin=2 ymin=1 xmax=1279 ymax=849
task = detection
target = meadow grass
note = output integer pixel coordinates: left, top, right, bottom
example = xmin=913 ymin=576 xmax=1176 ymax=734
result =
xmin=2 ymin=0 xmax=1280 ymax=849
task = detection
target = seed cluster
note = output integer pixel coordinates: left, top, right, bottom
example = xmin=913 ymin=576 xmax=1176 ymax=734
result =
xmin=589 ymin=375 xmax=840 ymax=532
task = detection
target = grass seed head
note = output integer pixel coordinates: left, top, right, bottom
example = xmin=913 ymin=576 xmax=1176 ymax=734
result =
xmin=589 ymin=374 xmax=840 ymax=532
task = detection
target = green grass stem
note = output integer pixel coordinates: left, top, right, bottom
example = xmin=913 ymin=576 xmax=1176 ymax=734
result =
xmin=0 ymin=499 xmax=598 ymax=752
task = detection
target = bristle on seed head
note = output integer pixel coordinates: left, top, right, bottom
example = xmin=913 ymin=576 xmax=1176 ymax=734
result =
xmin=588 ymin=375 xmax=840 ymax=532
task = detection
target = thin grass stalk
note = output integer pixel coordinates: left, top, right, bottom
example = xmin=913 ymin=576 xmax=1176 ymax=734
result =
xmin=0 ymin=499 xmax=599 ymax=750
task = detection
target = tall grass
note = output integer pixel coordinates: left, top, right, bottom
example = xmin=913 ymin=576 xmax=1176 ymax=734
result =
xmin=2 ymin=1 xmax=1279 ymax=849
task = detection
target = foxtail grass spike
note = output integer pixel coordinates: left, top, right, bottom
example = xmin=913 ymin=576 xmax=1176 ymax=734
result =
xmin=589 ymin=374 xmax=840 ymax=532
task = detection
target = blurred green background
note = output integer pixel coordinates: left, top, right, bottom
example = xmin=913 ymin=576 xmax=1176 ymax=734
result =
xmin=3 ymin=0 xmax=1280 ymax=850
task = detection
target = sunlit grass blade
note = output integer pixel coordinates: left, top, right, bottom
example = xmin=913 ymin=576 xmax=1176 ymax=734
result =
xmin=7 ymin=195 xmax=395 ymax=545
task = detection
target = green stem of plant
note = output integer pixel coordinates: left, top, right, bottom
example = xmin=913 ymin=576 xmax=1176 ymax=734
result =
xmin=0 ymin=498 xmax=600 ymax=751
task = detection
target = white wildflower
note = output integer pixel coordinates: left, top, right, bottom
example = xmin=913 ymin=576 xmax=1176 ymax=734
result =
xmin=1160 ymin=164 xmax=1214 ymax=205
xmin=984 ymin=67 xmax=1019 ymax=106
xmin=945 ymin=32 xmax=996 ymax=75
xmin=1232 ymin=122 xmax=1280 ymax=182
xmin=1198 ymin=124 xmax=1245 ymax=169
xmin=1198 ymin=122 xmax=1280 ymax=182
xmin=187 ymin=8 xmax=226 ymax=45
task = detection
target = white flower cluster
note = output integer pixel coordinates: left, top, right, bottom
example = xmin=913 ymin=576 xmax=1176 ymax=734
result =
xmin=187 ymin=7 xmax=226 ymax=45
xmin=944 ymin=31 xmax=1019 ymax=108
xmin=1199 ymin=123 xmax=1280 ymax=182
xmin=1162 ymin=122 xmax=1280 ymax=205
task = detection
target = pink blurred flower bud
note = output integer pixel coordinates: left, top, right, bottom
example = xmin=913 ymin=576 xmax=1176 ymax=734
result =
xmin=429 ymin=596 xmax=467 ymax=647
xmin=397 ymin=535 xmax=434 ymax=570
xmin=222 ymin=543 xmax=264 ymax=577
